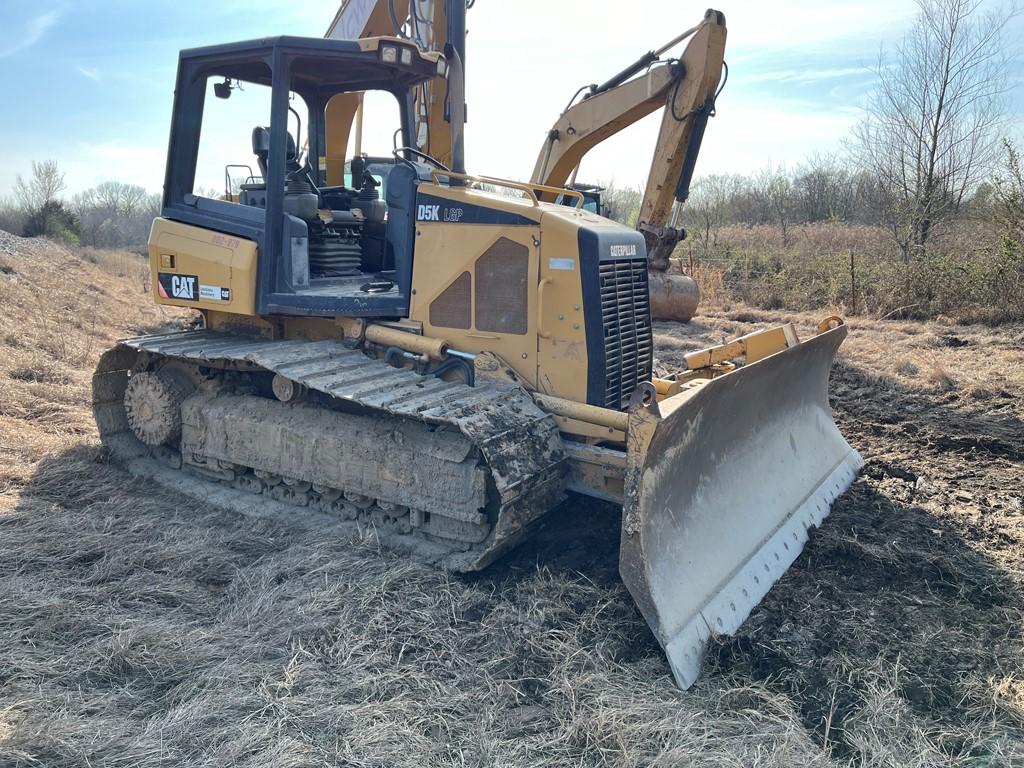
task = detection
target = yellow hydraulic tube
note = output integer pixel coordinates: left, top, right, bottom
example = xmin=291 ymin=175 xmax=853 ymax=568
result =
xmin=532 ymin=393 xmax=630 ymax=432
xmin=364 ymin=324 xmax=449 ymax=361
xmin=337 ymin=317 xmax=449 ymax=361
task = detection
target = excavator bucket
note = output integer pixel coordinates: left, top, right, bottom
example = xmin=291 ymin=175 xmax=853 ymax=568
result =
xmin=619 ymin=324 xmax=862 ymax=688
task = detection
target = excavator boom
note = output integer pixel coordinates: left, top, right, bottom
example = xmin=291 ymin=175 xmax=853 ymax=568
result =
xmin=326 ymin=0 xmax=454 ymax=169
xmin=531 ymin=10 xmax=727 ymax=320
xmin=531 ymin=64 xmax=679 ymax=194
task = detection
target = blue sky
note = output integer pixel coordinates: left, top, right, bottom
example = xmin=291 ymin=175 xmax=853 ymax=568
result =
xmin=0 ymin=0 xmax=326 ymax=195
xmin=1 ymin=0 xmax=1021 ymax=196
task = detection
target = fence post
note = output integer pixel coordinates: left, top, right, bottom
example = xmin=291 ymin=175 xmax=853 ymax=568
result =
xmin=849 ymin=248 xmax=857 ymax=315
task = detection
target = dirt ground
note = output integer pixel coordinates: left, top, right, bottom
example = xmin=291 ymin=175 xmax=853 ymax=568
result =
xmin=0 ymin=233 xmax=1022 ymax=766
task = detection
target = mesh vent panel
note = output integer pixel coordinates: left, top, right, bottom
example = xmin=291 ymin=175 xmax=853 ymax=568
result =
xmin=429 ymin=271 xmax=471 ymax=329
xmin=475 ymin=237 xmax=528 ymax=335
xmin=599 ymin=258 xmax=653 ymax=409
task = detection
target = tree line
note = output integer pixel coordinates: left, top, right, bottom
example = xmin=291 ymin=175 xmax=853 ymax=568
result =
xmin=0 ymin=160 xmax=160 ymax=250
xmin=606 ymin=0 xmax=1021 ymax=264
xmin=677 ymin=144 xmax=1022 ymax=254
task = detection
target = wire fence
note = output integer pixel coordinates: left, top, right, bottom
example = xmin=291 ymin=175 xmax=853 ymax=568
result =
xmin=668 ymin=225 xmax=1024 ymax=323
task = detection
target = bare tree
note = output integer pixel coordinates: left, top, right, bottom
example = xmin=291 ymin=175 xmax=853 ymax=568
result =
xmin=94 ymin=181 xmax=148 ymax=218
xmin=599 ymin=183 xmax=642 ymax=227
xmin=0 ymin=195 xmax=26 ymax=235
xmin=756 ymin=168 xmax=795 ymax=245
xmin=14 ymin=160 xmax=66 ymax=211
xmin=686 ymin=174 xmax=738 ymax=251
xmin=11 ymin=160 xmax=80 ymax=241
xmin=993 ymin=138 xmax=1024 ymax=243
xmin=792 ymin=155 xmax=855 ymax=223
xmin=851 ymin=0 xmax=1017 ymax=259
xmin=70 ymin=188 xmax=99 ymax=244
xmin=72 ymin=182 xmax=160 ymax=248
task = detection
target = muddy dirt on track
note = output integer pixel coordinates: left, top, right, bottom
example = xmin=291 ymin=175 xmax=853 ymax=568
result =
xmin=2 ymin=235 xmax=1023 ymax=766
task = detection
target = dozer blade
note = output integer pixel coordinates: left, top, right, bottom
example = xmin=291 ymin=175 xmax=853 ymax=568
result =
xmin=619 ymin=324 xmax=862 ymax=688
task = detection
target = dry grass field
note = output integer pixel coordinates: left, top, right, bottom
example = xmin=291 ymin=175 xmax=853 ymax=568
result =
xmin=1 ymin=232 xmax=1022 ymax=766
xmin=686 ymin=221 xmax=1024 ymax=325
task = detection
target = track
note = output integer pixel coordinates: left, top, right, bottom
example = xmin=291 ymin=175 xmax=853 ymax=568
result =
xmin=92 ymin=330 xmax=567 ymax=571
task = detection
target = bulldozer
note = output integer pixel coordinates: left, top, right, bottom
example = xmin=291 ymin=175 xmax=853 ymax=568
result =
xmin=92 ymin=4 xmax=862 ymax=689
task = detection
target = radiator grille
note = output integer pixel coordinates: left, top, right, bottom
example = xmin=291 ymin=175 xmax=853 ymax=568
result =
xmin=599 ymin=257 xmax=653 ymax=409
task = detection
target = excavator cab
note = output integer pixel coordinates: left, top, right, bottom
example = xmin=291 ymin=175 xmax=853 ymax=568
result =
xmin=562 ymin=184 xmax=605 ymax=216
xmin=157 ymin=36 xmax=445 ymax=318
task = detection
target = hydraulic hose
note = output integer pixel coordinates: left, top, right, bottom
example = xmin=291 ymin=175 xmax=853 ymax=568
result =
xmin=429 ymin=357 xmax=474 ymax=387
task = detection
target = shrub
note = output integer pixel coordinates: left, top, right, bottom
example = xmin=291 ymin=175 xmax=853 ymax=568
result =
xmin=684 ymin=221 xmax=1024 ymax=322
xmin=23 ymin=199 xmax=80 ymax=244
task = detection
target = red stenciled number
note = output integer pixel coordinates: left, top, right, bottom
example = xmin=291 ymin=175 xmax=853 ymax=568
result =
xmin=211 ymin=234 xmax=240 ymax=249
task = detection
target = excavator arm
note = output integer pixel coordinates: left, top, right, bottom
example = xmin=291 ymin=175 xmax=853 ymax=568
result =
xmin=638 ymin=11 xmax=726 ymax=267
xmin=325 ymin=0 xmax=454 ymax=171
xmin=531 ymin=10 xmax=727 ymax=269
xmin=531 ymin=64 xmax=679 ymax=196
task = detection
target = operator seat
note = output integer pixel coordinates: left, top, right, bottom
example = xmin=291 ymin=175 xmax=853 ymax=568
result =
xmin=242 ymin=127 xmax=299 ymax=208
xmin=251 ymin=127 xmax=301 ymax=179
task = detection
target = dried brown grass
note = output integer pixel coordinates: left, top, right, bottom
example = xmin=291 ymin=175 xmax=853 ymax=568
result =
xmin=689 ymin=221 xmax=1024 ymax=323
xmin=1 ymin=232 xmax=1023 ymax=766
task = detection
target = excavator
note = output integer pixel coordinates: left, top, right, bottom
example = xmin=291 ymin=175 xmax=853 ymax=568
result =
xmin=93 ymin=2 xmax=862 ymax=689
xmin=326 ymin=1 xmax=719 ymax=322
xmin=530 ymin=11 xmax=727 ymax=322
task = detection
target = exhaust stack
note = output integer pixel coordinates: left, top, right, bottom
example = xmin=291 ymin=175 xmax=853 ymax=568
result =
xmin=445 ymin=0 xmax=467 ymax=182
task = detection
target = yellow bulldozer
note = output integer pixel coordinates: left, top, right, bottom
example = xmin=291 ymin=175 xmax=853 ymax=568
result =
xmin=93 ymin=3 xmax=861 ymax=689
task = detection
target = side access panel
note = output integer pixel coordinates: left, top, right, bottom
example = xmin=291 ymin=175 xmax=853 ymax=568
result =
xmin=407 ymin=184 xmax=542 ymax=389
xmin=148 ymin=218 xmax=258 ymax=316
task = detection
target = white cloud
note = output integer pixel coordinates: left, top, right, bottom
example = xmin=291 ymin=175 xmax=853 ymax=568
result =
xmin=458 ymin=1 xmax=909 ymax=186
xmin=721 ymin=0 xmax=916 ymax=53
xmin=696 ymin=102 xmax=864 ymax=175
xmin=76 ymin=65 xmax=101 ymax=84
xmin=0 ymin=9 xmax=62 ymax=58
xmin=61 ymin=143 xmax=166 ymax=194
xmin=741 ymin=66 xmax=873 ymax=85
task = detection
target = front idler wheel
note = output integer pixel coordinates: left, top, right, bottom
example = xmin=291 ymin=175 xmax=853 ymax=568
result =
xmin=123 ymin=368 xmax=195 ymax=446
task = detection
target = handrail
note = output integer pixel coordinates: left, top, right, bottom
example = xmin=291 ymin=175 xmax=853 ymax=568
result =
xmin=429 ymin=169 xmax=585 ymax=208
xmin=537 ymin=278 xmax=552 ymax=338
